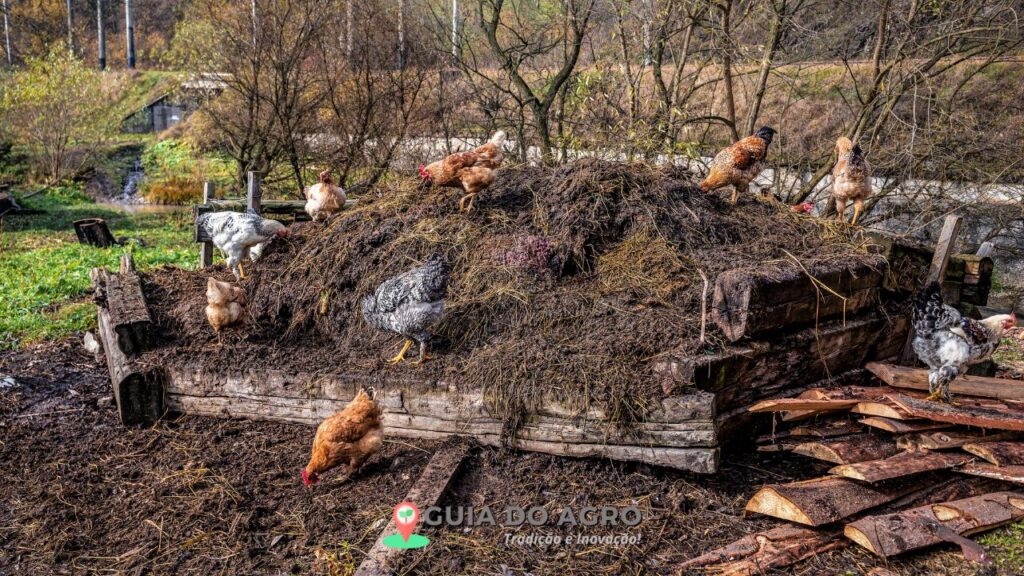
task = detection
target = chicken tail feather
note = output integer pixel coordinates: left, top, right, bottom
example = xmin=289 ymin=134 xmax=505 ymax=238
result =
xmin=913 ymin=281 xmax=947 ymax=336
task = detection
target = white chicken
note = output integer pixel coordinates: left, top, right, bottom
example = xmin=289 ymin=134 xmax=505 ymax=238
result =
xmin=197 ymin=209 xmax=290 ymax=279
xmin=304 ymin=170 xmax=347 ymax=221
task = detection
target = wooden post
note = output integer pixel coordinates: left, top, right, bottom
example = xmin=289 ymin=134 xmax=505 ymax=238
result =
xmin=246 ymin=171 xmax=262 ymax=214
xmin=899 ymin=214 xmax=962 ymax=365
xmin=199 ymin=182 xmax=214 ymax=268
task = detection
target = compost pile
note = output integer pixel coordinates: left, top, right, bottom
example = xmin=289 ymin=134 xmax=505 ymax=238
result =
xmin=144 ymin=159 xmax=880 ymax=426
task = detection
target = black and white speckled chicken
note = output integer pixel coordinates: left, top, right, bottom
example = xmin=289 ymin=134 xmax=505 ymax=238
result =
xmin=913 ymin=281 xmax=1016 ymax=402
xmin=361 ymin=252 xmax=450 ymax=365
xmin=197 ymin=209 xmax=290 ymax=279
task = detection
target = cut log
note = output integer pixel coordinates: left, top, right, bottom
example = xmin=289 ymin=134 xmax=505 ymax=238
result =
xmin=791 ymin=434 xmax=900 ymax=465
xmin=95 ymin=293 xmax=165 ymax=426
xmin=355 ymin=439 xmax=473 ymax=576
xmin=712 ymin=259 xmax=885 ymax=342
xmin=74 ymin=217 xmax=118 ymax=248
xmin=897 ymin=430 xmax=1017 ymax=451
xmin=962 ymin=443 xmax=1024 ymax=466
xmin=829 ymin=451 xmax=971 ymax=483
xmin=677 ymin=525 xmax=845 ymax=576
xmin=888 ymin=394 xmax=1024 ymax=432
xmin=866 ymin=362 xmax=1024 ymax=401
xmin=744 ymin=476 xmax=922 ymax=527
xmin=844 ymin=491 xmax=1024 ymax=559
xmin=958 ymin=464 xmax=1024 ymax=485
xmin=859 ymin=417 xmax=949 ymax=434
xmin=90 ymin=262 xmax=152 ymax=357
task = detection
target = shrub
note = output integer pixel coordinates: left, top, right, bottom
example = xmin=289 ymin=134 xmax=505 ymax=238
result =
xmin=143 ymin=176 xmax=202 ymax=205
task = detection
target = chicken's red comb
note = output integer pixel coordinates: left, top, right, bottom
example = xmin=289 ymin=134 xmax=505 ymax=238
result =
xmin=418 ymin=164 xmax=430 ymax=180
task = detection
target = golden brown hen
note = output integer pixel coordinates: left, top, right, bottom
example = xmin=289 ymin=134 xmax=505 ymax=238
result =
xmin=419 ymin=131 xmax=506 ymax=212
xmin=302 ymin=388 xmax=383 ymax=486
xmin=205 ymin=277 xmax=246 ymax=342
xmin=831 ymin=137 xmax=872 ymax=225
xmin=700 ymin=127 xmax=776 ymax=204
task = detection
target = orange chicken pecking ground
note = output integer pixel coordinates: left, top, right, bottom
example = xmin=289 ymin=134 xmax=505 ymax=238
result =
xmin=302 ymin=388 xmax=383 ymax=486
xmin=304 ymin=170 xmax=348 ymax=222
xmin=419 ymin=131 xmax=506 ymax=212
xmin=831 ymin=137 xmax=872 ymax=225
xmin=700 ymin=127 xmax=776 ymax=204
xmin=205 ymin=277 xmax=246 ymax=342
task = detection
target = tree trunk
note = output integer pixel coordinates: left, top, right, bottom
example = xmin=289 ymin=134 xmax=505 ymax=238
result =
xmin=718 ymin=0 xmax=738 ymax=140
xmin=74 ymin=218 xmax=118 ymax=248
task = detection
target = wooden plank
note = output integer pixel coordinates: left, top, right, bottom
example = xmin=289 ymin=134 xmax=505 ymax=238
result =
xmin=959 ymin=464 xmax=1024 ymax=485
xmin=757 ymin=420 xmax=863 ymax=444
xmin=748 ymin=398 xmax=859 ymax=413
xmin=859 ymin=417 xmax=949 ymax=434
xmin=791 ymin=434 xmax=900 ymax=465
xmin=888 ymin=394 xmax=1024 ymax=432
xmin=712 ymin=260 xmax=885 ymax=342
xmin=963 ymin=442 xmax=1024 ymax=466
xmin=898 ymin=430 xmax=1017 ymax=451
xmin=677 ymin=526 xmax=845 ymax=575
xmin=850 ymin=400 xmax=913 ymax=420
xmin=829 ymin=451 xmax=971 ymax=483
xmin=744 ymin=476 xmax=922 ymax=527
xmin=899 ymin=215 xmax=962 ymax=364
xmin=355 ymin=439 xmax=473 ymax=576
xmin=845 ymin=491 xmax=1024 ymax=559
xmin=867 ymin=362 xmax=1024 ymax=401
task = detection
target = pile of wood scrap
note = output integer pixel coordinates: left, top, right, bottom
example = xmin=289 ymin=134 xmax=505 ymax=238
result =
xmin=681 ymin=361 xmax=1024 ymax=574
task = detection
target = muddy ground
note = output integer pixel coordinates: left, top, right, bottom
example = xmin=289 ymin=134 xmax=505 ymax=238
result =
xmin=0 ymin=339 xmax=1018 ymax=575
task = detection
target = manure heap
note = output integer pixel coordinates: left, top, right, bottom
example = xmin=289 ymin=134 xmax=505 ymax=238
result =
xmin=140 ymin=159 xmax=907 ymax=473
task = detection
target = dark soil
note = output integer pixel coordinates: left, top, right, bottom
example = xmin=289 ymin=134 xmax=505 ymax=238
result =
xmin=1 ymin=340 xmax=1015 ymax=575
xmin=142 ymin=159 xmax=884 ymax=433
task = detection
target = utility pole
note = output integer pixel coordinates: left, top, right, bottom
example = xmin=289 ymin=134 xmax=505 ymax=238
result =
xmin=97 ymin=0 xmax=106 ymax=69
xmin=451 ymin=0 xmax=459 ymax=59
xmin=66 ymin=0 xmax=75 ymax=54
xmin=125 ymin=0 xmax=135 ymax=68
xmin=1 ymin=0 xmax=10 ymax=69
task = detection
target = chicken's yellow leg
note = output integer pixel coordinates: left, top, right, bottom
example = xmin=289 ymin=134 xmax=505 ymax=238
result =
xmin=238 ymin=262 xmax=247 ymax=280
xmin=729 ymin=188 xmax=739 ymax=205
xmin=851 ymin=200 xmax=863 ymax=226
xmin=387 ymin=339 xmax=413 ymax=364
xmin=459 ymin=193 xmax=477 ymax=213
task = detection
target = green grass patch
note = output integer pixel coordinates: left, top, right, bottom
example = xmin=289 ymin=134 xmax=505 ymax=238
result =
xmin=1 ymin=186 xmax=196 ymax=349
xmin=978 ymin=520 xmax=1024 ymax=574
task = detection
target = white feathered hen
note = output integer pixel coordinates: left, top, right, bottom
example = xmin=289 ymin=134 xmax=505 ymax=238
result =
xmin=198 ymin=209 xmax=290 ymax=279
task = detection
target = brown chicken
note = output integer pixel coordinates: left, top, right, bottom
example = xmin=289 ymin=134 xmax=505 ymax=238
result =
xmin=700 ymin=127 xmax=776 ymax=204
xmin=302 ymin=388 xmax=383 ymax=486
xmin=831 ymin=137 xmax=872 ymax=225
xmin=419 ymin=130 xmax=506 ymax=212
xmin=304 ymin=170 xmax=347 ymax=222
xmin=205 ymin=277 xmax=246 ymax=341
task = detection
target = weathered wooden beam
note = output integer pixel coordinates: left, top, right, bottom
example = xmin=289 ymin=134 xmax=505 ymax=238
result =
xmin=859 ymin=417 xmax=949 ymax=434
xmin=162 ymin=365 xmax=720 ymax=473
xmin=712 ymin=259 xmax=885 ymax=342
xmin=355 ymin=439 xmax=472 ymax=575
xmin=199 ymin=182 xmax=214 ymax=268
xmin=845 ymin=491 xmax=1024 ymax=559
xmin=246 ymin=171 xmax=262 ymax=213
xmin=958 ymin=464 xmax=1024 ymax=485
xmin=888 ymin=394 xmax=1024 ymax=432
xmin=757 ymin=420 xmax=863 ymax=445
xmin=791 ymin=434 xmax=900 ymax=465
xmin=867 ymin=362 xmax=1024 ymax=401
xmin=899 ymin=215 xmax=962 ymax=364
xmin=829 ymin=451 xmax=970 ymax=483
xmin=677 ymin=525 xmax=845 ymax=575
xmin=963 ymin=442 xmax=1024 ymax=466
xmin=744 ymin=476 xmax=922 ymax=527
xmin=897 ymin=430 xmax=1017 ymax=451
xmin=90 ymin=257 xmax=151 ymax=357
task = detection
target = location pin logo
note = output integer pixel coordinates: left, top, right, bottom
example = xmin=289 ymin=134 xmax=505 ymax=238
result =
xmin=393 ymin=501 xmax=419 ymax=542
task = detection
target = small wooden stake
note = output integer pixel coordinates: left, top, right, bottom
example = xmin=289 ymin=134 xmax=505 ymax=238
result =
xmin=199 ymin=182 xmax=215 ymax=268
xmin=246 ymin=171 xmax=262 ymax=214
xmin=899 ymin=215 xmax=962 ymax=365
